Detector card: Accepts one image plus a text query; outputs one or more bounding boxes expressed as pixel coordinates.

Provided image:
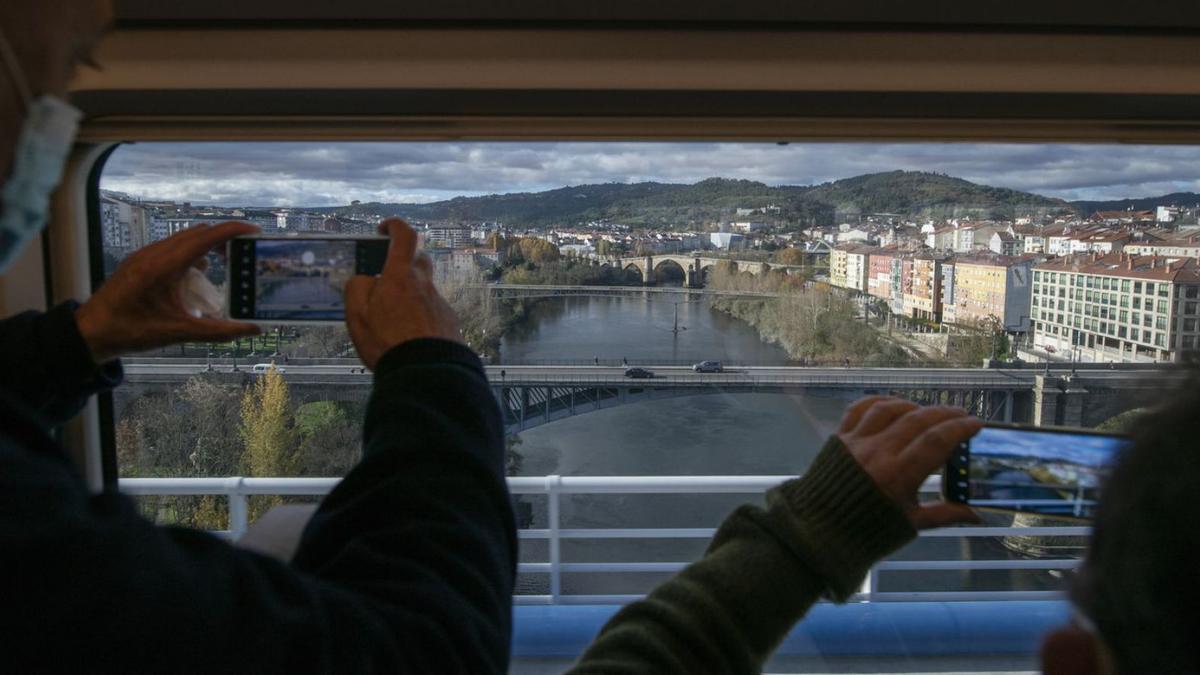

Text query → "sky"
[972,427,1128,467]
[99,141,1200,208]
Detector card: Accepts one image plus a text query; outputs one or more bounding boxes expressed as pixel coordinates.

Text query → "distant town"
[100,173,1200,366]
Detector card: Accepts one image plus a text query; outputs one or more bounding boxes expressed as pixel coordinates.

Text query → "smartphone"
[942,422,1130,520]
[226,234,389,323]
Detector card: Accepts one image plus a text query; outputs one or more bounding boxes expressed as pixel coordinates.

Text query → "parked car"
[623,367,655,379]
[693,360,723,373]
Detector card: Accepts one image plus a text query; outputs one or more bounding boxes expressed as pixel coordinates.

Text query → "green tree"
[290,401,362,476]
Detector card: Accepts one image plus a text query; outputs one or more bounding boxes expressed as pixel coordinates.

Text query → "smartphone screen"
[227,236,389,322]
[943,424,1130,520]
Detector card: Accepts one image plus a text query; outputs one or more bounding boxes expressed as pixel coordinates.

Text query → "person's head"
[1041,373,1200,674]
[0,0,111,266]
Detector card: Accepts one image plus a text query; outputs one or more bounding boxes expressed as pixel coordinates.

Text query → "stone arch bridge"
[602,255,808,287]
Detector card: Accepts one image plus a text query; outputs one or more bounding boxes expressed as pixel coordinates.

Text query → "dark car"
[623,367,655,379]
[692,360,723,373]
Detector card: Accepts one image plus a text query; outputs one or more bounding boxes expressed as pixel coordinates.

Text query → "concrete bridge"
[119,361,1173,434]
[599,254,809,287]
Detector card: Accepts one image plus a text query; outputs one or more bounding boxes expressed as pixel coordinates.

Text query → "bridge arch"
[652,258,688,287]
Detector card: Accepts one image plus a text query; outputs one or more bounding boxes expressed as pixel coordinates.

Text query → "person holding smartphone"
[0,2,515,671]
[571,385,1199,674]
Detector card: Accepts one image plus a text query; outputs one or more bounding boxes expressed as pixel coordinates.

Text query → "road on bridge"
[122,360,1168,390]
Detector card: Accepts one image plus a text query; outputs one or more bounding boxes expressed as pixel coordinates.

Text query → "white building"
[709,232,745,249]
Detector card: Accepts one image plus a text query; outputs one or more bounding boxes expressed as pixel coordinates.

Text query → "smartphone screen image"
[944,425,1130,520]
[228,236,388,322]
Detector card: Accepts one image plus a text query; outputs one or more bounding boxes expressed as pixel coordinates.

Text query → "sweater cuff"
[373,338,485,380]
[765,436,916,602]
[50,302,123,393]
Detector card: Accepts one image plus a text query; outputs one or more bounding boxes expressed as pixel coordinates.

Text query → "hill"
[312,171,1072,228]
[802,171,1069,220]
[1070,192,1200,214]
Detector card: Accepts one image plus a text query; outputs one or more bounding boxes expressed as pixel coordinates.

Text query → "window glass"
[96,140,1184,625]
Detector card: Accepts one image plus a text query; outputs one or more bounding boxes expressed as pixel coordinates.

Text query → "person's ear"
[1041,625,1102,675]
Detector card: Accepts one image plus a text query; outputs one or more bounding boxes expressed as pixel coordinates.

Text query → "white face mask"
[0,28,82,271]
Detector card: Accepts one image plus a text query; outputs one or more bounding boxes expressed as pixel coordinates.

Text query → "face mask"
[0,29,82,271]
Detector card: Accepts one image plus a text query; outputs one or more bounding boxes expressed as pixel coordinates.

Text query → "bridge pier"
[642,256,656,286]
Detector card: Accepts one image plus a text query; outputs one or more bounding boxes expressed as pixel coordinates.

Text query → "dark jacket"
[0,303,516,673]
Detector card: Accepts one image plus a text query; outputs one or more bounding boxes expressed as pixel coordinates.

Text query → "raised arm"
[1,219,515,672]
[569,398,982,674]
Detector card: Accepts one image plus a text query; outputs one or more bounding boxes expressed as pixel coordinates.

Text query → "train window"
[99,139,1179,667]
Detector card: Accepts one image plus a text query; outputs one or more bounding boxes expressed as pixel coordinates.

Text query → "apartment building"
[1124,233,1200,258]
[843,246,872,292]
[904,254,947,321]
[942,253,1036,332]
[867,249,898,301]
[1031,252,1200,363]
[829,246,848,288]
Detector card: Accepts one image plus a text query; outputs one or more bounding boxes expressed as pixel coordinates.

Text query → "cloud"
[100,141,1200,207]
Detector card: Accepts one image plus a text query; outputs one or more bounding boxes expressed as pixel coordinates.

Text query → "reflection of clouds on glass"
[971,427,1127,467]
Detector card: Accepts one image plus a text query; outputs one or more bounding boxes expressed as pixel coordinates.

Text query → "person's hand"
[75,222,262,363]
[344,218,463,370]
[836,396,983,529]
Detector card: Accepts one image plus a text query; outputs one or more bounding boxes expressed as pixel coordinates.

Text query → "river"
[498,294,1063,598]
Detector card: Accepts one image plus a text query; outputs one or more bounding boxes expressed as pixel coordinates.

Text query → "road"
[121,360,1171,390]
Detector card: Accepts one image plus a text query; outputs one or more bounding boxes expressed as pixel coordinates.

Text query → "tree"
[290,401,362,476]
[240,366,296,517]
[773,247,807,265]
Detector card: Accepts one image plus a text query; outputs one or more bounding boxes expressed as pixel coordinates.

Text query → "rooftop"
[1035,251,1200,282]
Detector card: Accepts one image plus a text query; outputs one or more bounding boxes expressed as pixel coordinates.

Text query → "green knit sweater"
[567,436,917,674]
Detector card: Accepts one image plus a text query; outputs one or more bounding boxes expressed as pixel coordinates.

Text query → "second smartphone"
[942,422,1130,521]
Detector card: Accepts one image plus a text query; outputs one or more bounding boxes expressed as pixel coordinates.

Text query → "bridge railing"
[118,474,1088,605]
[489,371,1033,390]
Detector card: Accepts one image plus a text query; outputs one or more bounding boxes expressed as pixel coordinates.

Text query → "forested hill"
[311,171,1071,227]
[1069,192,1200,214]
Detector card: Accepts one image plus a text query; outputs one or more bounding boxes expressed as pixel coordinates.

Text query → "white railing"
[119,475,1090,605]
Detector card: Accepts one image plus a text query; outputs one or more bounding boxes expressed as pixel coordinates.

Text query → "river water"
[498,294,1062,598]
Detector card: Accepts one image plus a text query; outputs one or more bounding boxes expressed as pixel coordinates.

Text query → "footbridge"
[120,360,1173,433]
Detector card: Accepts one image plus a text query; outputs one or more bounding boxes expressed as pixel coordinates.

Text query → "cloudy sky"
[100,142,1200,207]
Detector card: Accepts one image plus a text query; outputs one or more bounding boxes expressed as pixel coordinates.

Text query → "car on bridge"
[251,363,286,374]
[692,360,723,373]
[623,367,655,379]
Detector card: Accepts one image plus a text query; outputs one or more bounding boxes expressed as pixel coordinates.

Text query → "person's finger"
[381,218,419,274]
[851,398,920,437]
[882,405,969,450]
[175,317,262,342]
[163,221,260,271]
[900,416,984,478]
[838,395,897,433]
[194,256,210,272]
[910,502,981,530]
[412,250,434,279]
[344,275,374,324]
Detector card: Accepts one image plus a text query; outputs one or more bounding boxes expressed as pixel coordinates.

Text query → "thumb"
[910,502,981,530]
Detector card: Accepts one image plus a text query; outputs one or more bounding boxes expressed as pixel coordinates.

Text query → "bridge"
[482,284,787,300]
[596,254,810,286]
[119,360,1172,433]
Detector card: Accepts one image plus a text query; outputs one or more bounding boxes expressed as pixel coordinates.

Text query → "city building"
[842,245,872,293]
[1123,233,1200,258]
[709,232,745,250]
[903,254,947,321]
[425,224,474,249]
[942,253,1036,332]
[988,231,1021,256]
[729,221,768,233]
[828,246,848,288]
[1031,252,1200,363]
[866,249,899,302]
